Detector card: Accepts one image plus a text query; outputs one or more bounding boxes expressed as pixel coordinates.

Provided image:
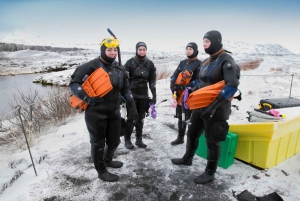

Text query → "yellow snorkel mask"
[100,38,119,48]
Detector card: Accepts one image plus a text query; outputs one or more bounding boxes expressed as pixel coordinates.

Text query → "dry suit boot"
[98,169,119,182]
[135,137,147,148]
[171,157,192,166]
[171,135,184,145]
[171,148,195,166]
[105,160,123,168]
[91,147,119,182]
[104,146,123,168]
[171,121,186,146]
[194,139,220,184]
[194,171,215,184]
[124,120,135,149]
[124,138,134,149]
[135,114,147,148]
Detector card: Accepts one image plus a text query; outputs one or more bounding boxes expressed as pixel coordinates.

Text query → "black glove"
[170,82,175,92]
[186,87,193,96]
[87,96,103,106]
[200,98,222,120]
[126,100,139,122]
[128,108,139,122]
[150,96,156,105]
[174,84,185,91]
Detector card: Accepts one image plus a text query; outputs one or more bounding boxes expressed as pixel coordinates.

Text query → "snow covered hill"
[0,41,295,55]
[0,42,85,52]
[222,40,294,55]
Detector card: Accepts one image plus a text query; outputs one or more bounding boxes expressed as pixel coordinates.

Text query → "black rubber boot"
[171,135,184,145]
[104,145,123,168]
[135,137,147,148]
[194,171,215,184]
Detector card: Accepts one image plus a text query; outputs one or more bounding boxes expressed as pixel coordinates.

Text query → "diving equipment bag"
[259,97,300,111]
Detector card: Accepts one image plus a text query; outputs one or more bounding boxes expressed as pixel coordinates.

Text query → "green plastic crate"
[196,132,238,169]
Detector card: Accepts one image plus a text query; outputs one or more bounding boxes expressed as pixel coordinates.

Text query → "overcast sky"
[1,0,300,53]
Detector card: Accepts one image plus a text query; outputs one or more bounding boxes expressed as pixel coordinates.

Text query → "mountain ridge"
[222,40,294,55]
[0,42,85,52]
[0,40,295,55]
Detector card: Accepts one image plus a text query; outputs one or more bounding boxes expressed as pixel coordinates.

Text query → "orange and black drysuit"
[183,51,240,176]
[69,57,136,174]
[124,56,156,143]
[170,58,201,141]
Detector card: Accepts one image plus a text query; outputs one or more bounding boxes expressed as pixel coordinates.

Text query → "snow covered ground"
[0,49,98,76]
[0,49,300,200]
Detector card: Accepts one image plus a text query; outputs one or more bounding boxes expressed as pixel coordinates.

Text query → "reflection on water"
[0,74,59,115]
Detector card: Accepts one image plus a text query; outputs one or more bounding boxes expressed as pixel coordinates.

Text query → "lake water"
[0,74,59,115]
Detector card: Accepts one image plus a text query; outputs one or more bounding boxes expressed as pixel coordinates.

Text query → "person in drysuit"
[170,42,202,145]
[69,38,138,182]
[171,31,240,184]
[123,42,157,149]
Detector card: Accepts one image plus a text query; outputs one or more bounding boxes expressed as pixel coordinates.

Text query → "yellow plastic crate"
[229,107,300,169]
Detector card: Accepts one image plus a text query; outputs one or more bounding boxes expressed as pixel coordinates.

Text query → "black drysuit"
[124,56,156,138]
[69,57,136,173]
[170,58,202,136]
[185,52,240,174]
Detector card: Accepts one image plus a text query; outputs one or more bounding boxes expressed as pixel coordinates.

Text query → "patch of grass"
[156,67,172,80]
[270,67,283,72]
[62,174,91,186]
[0,87,77,150]
[0,170,23,194]
[238,59,264,71]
